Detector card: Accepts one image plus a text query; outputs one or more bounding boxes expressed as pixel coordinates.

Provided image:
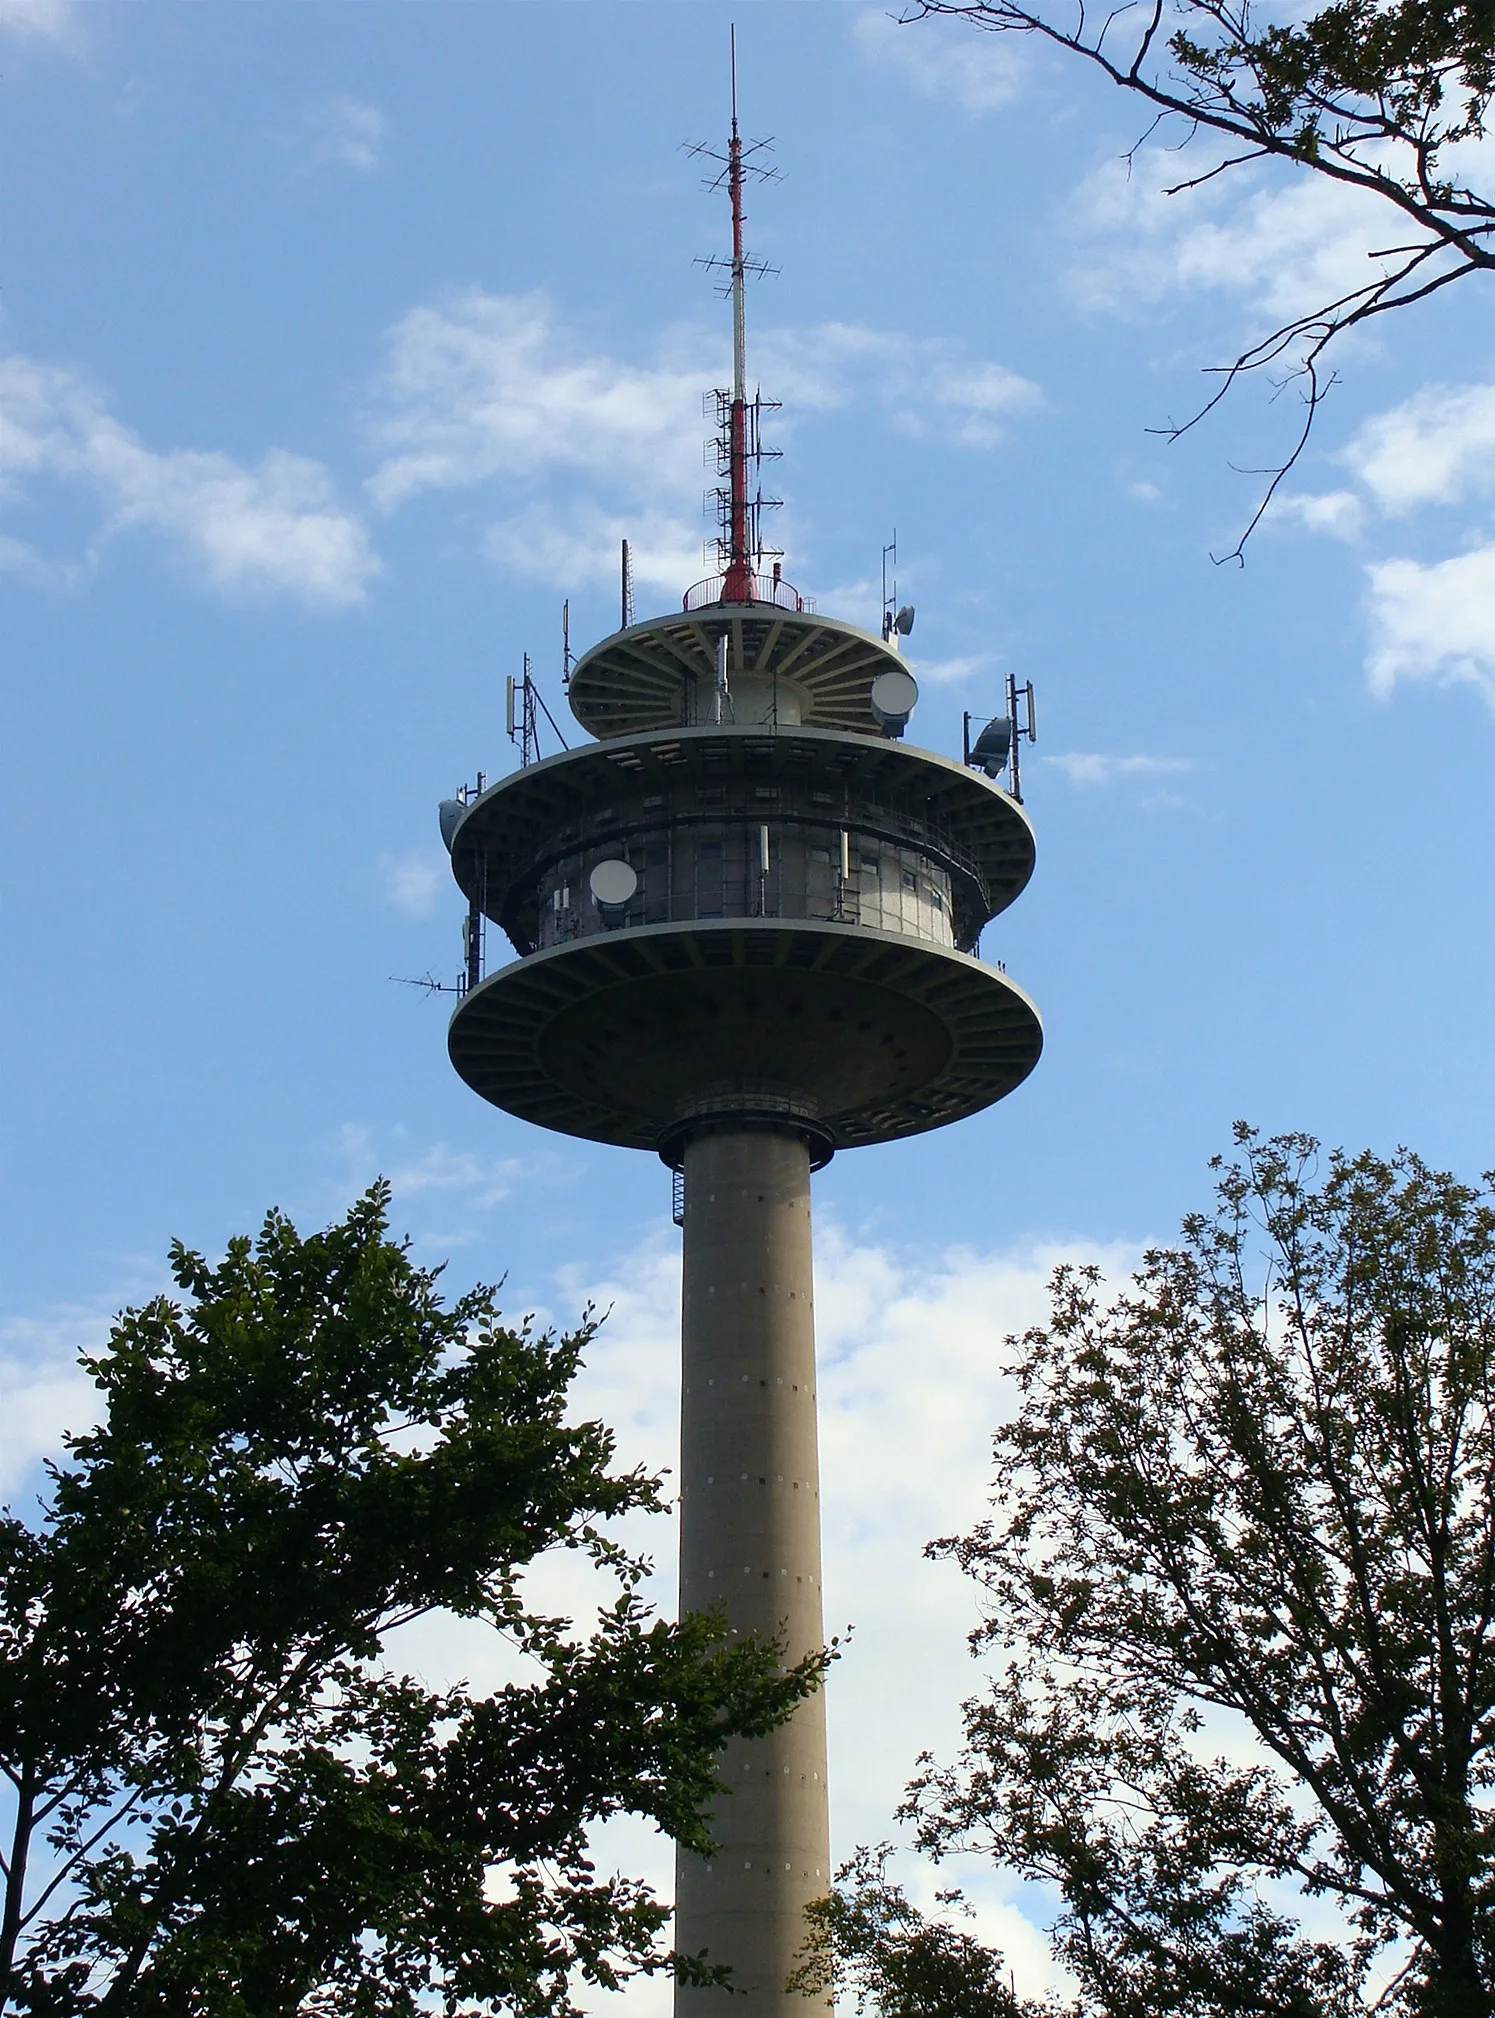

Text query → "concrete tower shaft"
[675,1127,828,2013]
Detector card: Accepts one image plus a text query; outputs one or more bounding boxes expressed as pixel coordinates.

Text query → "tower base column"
[674,1126,830,2017]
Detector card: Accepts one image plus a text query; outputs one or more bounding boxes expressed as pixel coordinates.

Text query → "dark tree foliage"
[909,0,1495,552]
[0,1187,821,2017]
[789,1846,1023,2018]
[814,1132,1495,2018]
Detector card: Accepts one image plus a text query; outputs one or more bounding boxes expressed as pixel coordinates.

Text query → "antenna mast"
[689,33,781,605]
[725,30,750,601]
[505,654,570,770]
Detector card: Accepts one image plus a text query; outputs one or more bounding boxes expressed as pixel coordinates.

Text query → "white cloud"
[517,1214,1137,2005]
[0,530,82,589]
[911,651,996,686]
[1246,379,1495,697]
[760,320,1041,448]
[854,6,1024,111]
[1069,149,1400,332]
[366,291,707,513]
[1045,751,1195,786]
[295,95,385,173]
[0,1309,107,1499]
[382,849,444,918]
[1343,381,1495,514]
[1365,545,1495,704]
[386,1143,522,1210]
[485,502,704,599]
[811,575,881,628]
[365,292,1039,593]
[0,354,378,606]
[0,0,75,42]
[1270,488,1366,539]
[332,1125,530,1225]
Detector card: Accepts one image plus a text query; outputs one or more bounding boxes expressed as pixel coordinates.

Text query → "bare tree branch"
[903,0,1495,553]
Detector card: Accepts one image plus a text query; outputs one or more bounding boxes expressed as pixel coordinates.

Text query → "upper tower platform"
[568,596,907,739]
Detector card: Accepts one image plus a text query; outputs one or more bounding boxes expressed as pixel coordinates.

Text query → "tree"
[908,0,1495,553]
[0,1187,821,2017]
[808,1130,1495,2017]
[790,1846,1024,2018]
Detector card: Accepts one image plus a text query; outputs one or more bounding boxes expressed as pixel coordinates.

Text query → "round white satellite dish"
[589,859,639,907]
[870,667,919,731]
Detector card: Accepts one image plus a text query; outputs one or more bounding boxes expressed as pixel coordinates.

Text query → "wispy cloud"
[1067,145,1409,331]
[382,849,445,919]
[0,0,76,43]
[366,291,707,513]
[761,321,1041,448]
[334,1125,525,1217]
[1270,488,1366,540]
[386,1144,522,1211]
[1045,751,1196,787]
[854,6,1024,111]
[292,94,385,174]
[364,291,1040,593]
[0,1308,108,1499]
[486,502,704,598]
[910,651,996,686]
[0,354,378,606]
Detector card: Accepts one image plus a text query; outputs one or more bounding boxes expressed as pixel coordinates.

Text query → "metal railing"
[682,573,808,614]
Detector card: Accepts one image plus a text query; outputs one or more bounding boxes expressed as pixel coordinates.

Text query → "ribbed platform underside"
[567,606,906,738]
[448,919,1043,1152]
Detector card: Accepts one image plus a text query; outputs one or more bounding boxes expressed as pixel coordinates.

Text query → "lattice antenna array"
[687,26,783,601]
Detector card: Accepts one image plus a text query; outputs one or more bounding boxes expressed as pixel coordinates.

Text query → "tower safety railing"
[682,573,811,613]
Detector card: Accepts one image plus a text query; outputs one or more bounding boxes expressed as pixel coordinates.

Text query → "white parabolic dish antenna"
[869,667,919,731]
[590,859,639,907]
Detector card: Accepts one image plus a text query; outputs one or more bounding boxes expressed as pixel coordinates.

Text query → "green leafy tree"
[790,1846,1024,2018]
[0,1186,821,2017]
[809,1131,1495,2017]
[908,0,1495,552]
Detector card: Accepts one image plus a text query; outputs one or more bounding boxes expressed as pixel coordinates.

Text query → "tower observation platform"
[438,60,1041,2018]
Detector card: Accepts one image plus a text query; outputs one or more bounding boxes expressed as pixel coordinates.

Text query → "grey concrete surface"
[675,1126,831,2018]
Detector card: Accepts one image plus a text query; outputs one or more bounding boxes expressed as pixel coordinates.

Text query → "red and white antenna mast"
[688,30,784,608]
[726,33,751,601]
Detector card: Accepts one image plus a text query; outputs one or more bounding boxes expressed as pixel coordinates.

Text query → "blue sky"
[3,0,1494,1997]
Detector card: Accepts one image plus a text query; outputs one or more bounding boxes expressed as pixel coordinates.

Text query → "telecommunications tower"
[438,52,1041,2018]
